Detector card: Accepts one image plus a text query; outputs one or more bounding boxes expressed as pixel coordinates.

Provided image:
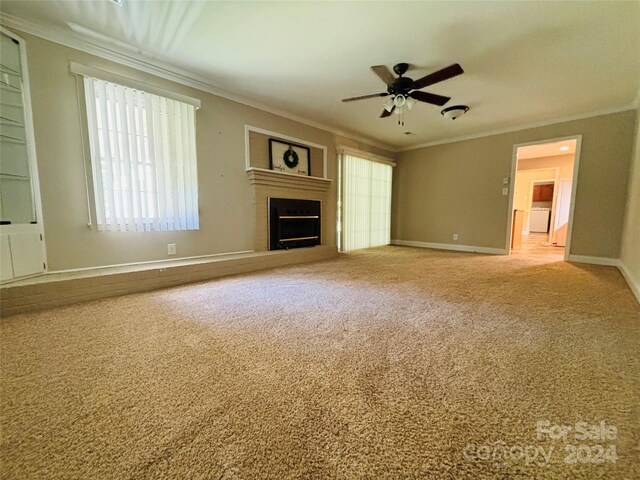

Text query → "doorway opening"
[507,136,581,260]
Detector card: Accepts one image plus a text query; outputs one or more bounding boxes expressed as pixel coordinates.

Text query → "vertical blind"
[341,154,392,251]
[83,76,199,231]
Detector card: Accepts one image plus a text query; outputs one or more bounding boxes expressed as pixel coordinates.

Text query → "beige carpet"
[1,246,639,479]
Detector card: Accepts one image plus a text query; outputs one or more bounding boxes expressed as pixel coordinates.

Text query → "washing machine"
[530,208,550,233]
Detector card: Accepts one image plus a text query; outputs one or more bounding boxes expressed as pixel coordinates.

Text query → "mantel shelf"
[246,167,332,192]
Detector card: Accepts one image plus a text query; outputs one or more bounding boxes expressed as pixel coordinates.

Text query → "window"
[340,154,393,251]
[83,76,199,231]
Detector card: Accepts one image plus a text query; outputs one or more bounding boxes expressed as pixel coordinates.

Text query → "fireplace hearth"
[269,198,321,250]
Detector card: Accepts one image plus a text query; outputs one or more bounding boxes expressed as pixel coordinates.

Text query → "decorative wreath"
[283,147,299,169]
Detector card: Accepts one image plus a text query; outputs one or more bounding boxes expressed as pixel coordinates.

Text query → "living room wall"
[13,29,393,271]
[620,108,640,298]
[391,110,637,259]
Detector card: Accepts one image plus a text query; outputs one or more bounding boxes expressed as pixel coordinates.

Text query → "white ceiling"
[517,139,577,160]
[1,1,639,150]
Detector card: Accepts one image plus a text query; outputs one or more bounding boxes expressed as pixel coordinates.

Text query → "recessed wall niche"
[244,126,332,251]
[245,127,326,179]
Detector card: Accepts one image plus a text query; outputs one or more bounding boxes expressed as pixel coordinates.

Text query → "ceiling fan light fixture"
[393,94,407,108]
[342,62,465,125]
[441,105,469,120]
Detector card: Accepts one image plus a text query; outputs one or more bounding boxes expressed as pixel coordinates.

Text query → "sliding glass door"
[340,154,393,252]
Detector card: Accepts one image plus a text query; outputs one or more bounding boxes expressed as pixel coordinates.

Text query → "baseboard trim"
[567,254,619,267]
[391,239,506,255]
[618,260,640,304]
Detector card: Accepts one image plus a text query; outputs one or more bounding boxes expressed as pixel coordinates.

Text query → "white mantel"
[246,167,332,192]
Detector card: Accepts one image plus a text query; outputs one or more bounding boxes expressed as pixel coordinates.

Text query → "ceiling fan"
[341,62,464,119]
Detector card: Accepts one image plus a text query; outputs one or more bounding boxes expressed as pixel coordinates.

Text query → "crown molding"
[396,104,637,152]
[0,12,395,153]
[2,12,637,155]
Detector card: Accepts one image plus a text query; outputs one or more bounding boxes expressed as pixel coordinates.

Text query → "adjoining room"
[510,138,577,259]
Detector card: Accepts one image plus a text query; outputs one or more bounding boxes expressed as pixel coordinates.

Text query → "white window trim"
[70,62,201,109]
[336,145,396,167]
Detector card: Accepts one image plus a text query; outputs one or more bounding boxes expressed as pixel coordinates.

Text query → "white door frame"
[505,134,582,261]
[553,178,574,247]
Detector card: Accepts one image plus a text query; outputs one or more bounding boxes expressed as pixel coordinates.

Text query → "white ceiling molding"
[396,104,636,153]
[0,7,640,153]
[0,12,395,153]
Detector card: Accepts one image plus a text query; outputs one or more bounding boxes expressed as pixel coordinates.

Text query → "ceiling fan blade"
[410,90,451,106]
[342,92,388,102]
[411,63,464,90]
[371,65,396,85]
[380,106,395,118]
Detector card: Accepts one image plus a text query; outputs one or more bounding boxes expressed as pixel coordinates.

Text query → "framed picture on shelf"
[269,138,311,176]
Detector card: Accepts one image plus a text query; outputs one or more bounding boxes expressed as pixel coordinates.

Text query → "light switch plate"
[503,177,509,185]
[502,187,509,196]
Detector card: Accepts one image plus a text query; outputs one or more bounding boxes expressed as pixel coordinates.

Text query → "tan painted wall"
[15,30,392,270]
[392,110,637,258]
[620,109,640,294]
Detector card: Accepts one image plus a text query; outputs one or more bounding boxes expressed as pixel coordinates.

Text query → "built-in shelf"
[246,167,332,192]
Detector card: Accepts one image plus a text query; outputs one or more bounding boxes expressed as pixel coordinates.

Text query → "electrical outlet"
[167,243,176,255]
[453,233,458,241]
[503,177,509,185]
[502,187,509,196]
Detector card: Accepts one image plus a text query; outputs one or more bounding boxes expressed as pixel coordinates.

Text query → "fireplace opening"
[269,198,321,250]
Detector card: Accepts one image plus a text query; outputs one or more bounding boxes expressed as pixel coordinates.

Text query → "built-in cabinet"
[532,183,554,202]
[0,28,46,283]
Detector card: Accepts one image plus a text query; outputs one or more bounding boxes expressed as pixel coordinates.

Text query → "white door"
[0,29,46,282]
[553,179,572,247]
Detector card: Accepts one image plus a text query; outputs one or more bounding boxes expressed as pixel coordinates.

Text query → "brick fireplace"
[247,168,331,251]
